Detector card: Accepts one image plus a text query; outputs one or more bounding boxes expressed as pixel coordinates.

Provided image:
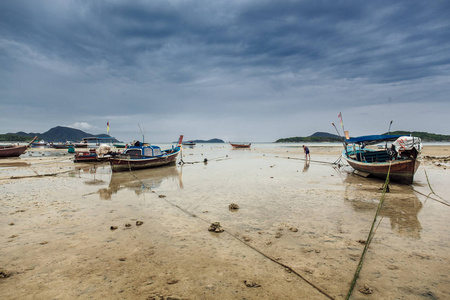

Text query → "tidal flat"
[1,144,449,299]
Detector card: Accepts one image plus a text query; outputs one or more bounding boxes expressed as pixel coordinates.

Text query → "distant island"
[187,138,224,143]
[276,132,341,143]
[276,131,450,143]
[0,126,120,143]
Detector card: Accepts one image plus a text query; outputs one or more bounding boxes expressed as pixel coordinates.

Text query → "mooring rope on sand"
[268,154,337,165]
[345,162,392,300]
[179,155,231,165]
[124,166,335,300]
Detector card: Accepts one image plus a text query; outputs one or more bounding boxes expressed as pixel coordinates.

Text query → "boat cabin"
[123,145,163,158]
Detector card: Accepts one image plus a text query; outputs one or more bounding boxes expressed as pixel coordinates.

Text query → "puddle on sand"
[1,146,449,299]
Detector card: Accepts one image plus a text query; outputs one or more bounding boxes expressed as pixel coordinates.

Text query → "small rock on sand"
[167,278,179,284]
[146,293,164,300]
[0,269,12,278]
[136,221,144,226]
[244,280,261,287]
[359,284,374,294]
[208,222,224,233]
[125,223,131,227]
[110,226,118,230]
[229,203,240,210]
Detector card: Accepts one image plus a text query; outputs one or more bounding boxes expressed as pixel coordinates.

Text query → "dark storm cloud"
[2,0,449,85]
[1,0,449,140]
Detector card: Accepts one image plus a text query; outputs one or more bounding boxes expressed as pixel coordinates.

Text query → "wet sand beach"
[1,144,449,299]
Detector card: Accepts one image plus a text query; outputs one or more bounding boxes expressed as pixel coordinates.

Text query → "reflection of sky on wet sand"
[343,175,423,239]
[96,166,181,200]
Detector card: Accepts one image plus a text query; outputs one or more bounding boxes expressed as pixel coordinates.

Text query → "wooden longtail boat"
[229,142,251,149]
[182,141,196,146]
[343,135,422,184]
[0,136,38,158]
[109,135,183,172]
[74,149,110,163]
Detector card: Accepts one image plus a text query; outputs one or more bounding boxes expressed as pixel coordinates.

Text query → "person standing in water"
[303,145,310,160]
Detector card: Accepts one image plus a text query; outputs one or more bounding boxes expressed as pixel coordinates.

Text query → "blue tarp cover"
[345,135,403,145]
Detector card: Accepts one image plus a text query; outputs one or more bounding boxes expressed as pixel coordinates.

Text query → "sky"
[1,0,449,143]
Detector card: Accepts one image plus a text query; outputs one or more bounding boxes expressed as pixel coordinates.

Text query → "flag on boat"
[107,121,110,134]
[338,112,343,127]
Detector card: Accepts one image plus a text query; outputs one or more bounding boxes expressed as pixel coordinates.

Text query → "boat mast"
[385,120,393,149]
[138,123,145,144]
[332,122,349,157]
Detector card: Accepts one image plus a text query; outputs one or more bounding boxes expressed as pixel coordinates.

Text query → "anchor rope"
[345,162,391,299]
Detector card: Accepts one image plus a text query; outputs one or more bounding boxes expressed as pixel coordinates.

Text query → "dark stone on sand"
[229,203,240,210]
[208,222,224,233]
[158,194,166,198]
[125,223,131,227]
[8,222,14,226]
[359,284,373,294]
[244,280,261,287]
[110,226,118,230]
[0,269,12,278]
[167,278,179,284]
[146,293,164,300]
[119,257,126,261]
[136,220,144,226]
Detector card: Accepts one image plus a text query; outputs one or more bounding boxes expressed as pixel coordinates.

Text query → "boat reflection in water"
[343,174,423,239]
[97,166,182,200]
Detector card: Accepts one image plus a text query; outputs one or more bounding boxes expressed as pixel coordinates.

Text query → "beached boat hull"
[74,151,110,163]
[344,156,419,184]
[109,148,180,172]
[0,145,28,157]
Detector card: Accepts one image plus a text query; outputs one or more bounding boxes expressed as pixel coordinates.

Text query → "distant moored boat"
[229,142,251,149]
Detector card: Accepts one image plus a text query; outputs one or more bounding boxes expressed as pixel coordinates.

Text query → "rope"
[0,169,73,180]
[273,155,336,165]
[345,162,391,300]
[412,188,450,207]
[180,155,231,165]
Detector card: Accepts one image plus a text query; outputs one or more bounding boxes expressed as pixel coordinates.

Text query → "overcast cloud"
[1,0,449,142]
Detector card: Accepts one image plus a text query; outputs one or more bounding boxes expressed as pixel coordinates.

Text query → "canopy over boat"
[345,135,403,145]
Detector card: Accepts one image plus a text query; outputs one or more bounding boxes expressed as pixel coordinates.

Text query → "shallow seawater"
[1,145,449,299]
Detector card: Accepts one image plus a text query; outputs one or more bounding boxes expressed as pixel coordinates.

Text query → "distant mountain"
[192,138,224,143]
[276,132,341,143]
[2,126,120,143]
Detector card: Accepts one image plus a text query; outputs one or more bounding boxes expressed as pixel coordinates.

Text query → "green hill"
[276,132,341,143]
[0,134,35,142]
[384,131,450,142]
[276,131,450,143]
